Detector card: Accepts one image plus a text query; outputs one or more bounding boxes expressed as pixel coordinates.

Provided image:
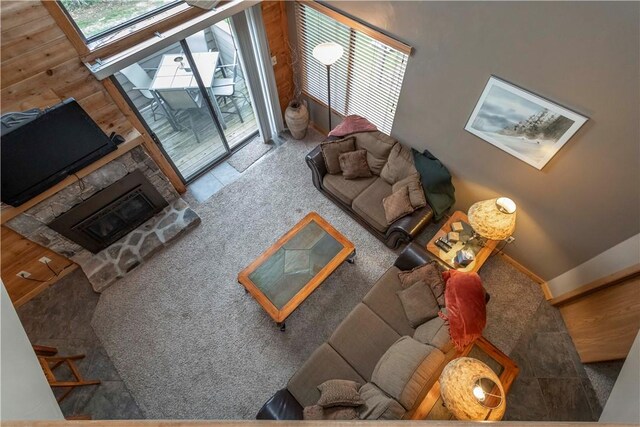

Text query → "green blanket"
[412,148,456,220]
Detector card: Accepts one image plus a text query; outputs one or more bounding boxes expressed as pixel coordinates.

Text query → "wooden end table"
[426,211,499,273]
[237,212,355,331]
[413,336,520,421]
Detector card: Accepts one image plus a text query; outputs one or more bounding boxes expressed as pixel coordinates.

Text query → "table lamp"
[439,357,506,420]
[467,197,516,241]
[312,42,343,131]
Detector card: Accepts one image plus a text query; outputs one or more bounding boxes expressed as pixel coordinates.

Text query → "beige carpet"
[91,129,545,419]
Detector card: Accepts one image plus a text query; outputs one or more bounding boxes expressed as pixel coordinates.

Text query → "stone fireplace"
[5,146,200,292]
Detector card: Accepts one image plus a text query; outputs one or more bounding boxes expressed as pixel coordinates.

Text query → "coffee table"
[237,212,355,330]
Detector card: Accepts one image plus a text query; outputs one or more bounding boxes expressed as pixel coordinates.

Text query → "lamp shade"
[312,42,344,66]
[467,197,516,240]
[439,357,506,420]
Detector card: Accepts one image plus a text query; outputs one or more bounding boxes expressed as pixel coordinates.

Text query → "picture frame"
[465,76,588,170]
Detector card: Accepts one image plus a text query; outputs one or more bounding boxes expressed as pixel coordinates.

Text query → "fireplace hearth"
[49,170,167,253]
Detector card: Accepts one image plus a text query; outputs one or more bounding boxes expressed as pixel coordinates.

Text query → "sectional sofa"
[257,243,477,420]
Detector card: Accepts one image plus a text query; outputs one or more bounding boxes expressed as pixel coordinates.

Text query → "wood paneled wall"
[261,1,294,116]
[0,1,140,302]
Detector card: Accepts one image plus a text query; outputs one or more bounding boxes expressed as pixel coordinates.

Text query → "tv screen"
[1,99,117,207]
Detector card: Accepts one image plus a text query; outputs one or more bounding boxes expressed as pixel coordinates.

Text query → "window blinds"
[295,1,410,134]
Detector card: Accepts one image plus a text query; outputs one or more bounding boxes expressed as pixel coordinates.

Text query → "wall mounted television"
[1,99,118,207]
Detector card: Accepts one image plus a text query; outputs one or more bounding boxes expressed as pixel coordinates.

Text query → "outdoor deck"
[141,90,257,180]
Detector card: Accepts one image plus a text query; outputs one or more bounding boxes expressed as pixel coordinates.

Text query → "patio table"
[150,52,227,130]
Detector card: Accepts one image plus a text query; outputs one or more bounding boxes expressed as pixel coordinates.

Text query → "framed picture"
[465,76,588,170]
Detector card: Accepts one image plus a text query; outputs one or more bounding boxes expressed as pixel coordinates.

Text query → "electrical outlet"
[17,271,31,278]
[39,256,52,264]
[505,236,516,244]
[271,55,277,66]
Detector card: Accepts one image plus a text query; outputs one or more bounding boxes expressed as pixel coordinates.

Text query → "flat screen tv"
[1,99,117,207]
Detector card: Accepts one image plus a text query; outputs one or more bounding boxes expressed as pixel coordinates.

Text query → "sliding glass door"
[113,18,258,182]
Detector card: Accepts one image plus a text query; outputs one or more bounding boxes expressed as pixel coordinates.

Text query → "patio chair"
[156,88,205,144]
[186,30,210,53]
[120,63,163,121]
[211,52,249,123]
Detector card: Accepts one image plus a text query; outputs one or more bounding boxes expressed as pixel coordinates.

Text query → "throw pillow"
[380,142,418,184]
[303,405,359,420]
[398,261,446,307]
[371,336,445,410]
[396,280,441,327]
[358,383,405,420]
[392,173,427,209]
[339,149,372,179]
[321,137,356,174]
[317,379,364,408]
[382,186,415,225]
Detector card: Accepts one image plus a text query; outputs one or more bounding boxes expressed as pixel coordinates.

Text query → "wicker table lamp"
[467,197,517,241]
[439,357,506,420]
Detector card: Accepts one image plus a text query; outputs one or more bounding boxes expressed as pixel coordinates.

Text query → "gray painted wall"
[287,1,640,280]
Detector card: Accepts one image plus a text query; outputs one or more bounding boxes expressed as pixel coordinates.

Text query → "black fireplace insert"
[49,170,168,253]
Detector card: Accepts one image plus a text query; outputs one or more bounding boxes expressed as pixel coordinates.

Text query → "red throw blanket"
[440,270,487,352]
[328,115,377,137]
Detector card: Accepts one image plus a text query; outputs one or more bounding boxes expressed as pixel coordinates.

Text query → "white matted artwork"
[465,76,588,170]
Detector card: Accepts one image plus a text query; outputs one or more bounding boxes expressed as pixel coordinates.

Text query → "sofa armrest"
[394,242,432,271]
[305,145,327,190]
[384,205,434,249]
[256,388,303,420]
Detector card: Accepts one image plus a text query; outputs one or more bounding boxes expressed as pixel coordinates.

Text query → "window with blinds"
[295,2,411,134]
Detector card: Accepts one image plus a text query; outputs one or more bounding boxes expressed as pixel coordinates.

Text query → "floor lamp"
[313,42,344,131]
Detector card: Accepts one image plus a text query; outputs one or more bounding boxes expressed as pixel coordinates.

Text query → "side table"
[414,336,519,420]
[426,210,499,273]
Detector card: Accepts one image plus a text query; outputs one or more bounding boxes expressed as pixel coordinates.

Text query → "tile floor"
[17,269,143,419]
[186,161,241,203]
[504,299,622,421]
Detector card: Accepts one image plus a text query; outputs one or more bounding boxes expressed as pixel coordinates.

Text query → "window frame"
[294,0,412,133]
[57,0,185,45]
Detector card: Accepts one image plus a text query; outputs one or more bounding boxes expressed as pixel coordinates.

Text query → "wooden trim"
[551,263,640,307]
[40,1,90,57]
[2,421,615,427]
[237,212,355,323]
[0,133,143,225]
[102,78,187,194]
[11,264,78,308]
[494,251,551,299]
[297,0,412,55]
[81,6,207,63]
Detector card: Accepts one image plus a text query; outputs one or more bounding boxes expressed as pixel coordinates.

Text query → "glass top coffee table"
[237,212,355,330]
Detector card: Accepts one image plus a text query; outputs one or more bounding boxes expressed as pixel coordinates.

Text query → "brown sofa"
[256,244,478,420]
[306,131,435,249]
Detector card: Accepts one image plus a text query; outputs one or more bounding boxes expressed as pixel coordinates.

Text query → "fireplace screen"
[49,170,168,253]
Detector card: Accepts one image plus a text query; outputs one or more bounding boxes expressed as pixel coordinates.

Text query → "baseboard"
[309,121,328,136]
[495,252,552,300]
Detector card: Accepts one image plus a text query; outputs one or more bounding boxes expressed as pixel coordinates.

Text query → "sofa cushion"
[358,383,406,420]
[398,261,446,307]
[371,336,445,410]
[329,303,401,380]
[352,178,393,233]
[362,266,415,337]
[304,405,358,420]
[380,143,418,185]
[413,317,453,353]
[352,131,396,175]
[396,279,441,328]
[321,137,356,174]
[317,379,364,407]
[382,186,415,225]
[323,174,377,205]
[392,173,427,209]
[339,149,372,179]
[288,343,365,407]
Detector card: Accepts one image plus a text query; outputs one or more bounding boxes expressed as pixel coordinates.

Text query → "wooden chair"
[34,346,101,403]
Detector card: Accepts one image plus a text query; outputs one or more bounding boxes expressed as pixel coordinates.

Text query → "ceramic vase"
[285,100,309,140]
